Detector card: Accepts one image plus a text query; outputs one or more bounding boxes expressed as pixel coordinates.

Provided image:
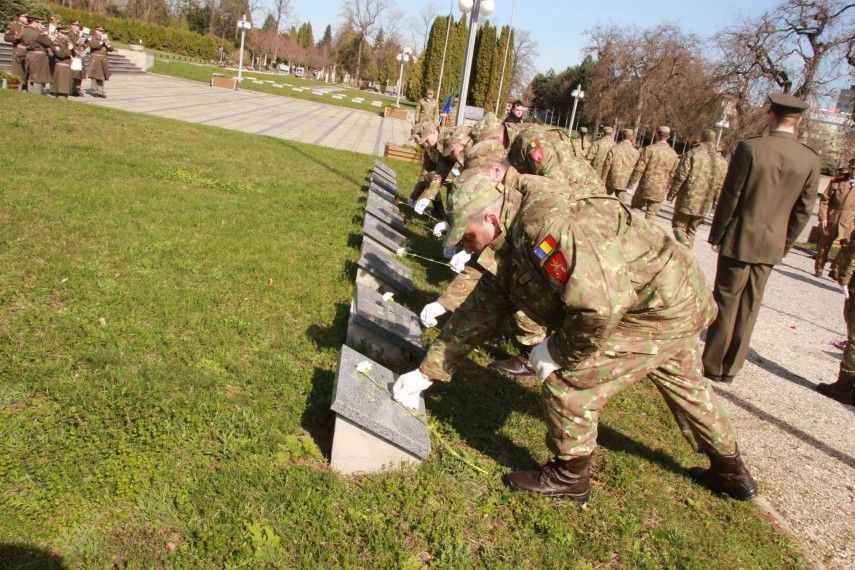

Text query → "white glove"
[433,221,449,237]
[419,302,447,327]
[842,284,850,299]
[711,244,721,253]
[414,198,431,215]
[451,166,461,177]
[450,250,471,273]
[529,337,561,383]
[407,198,415,206]
[442,246,456,260]
[392,369,433,410]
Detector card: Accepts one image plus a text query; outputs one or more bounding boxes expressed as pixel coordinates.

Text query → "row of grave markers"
[330,161,435,475]
[212,75,386,105]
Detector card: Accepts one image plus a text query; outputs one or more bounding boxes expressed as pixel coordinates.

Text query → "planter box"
[211,76,238,90]
[384,107,411,121]
[383,144,422,164]
[2,80,22,90]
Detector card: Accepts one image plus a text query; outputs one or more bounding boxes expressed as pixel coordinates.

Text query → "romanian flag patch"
[534,235,558,260]
[527,139,544,163]
[546,251,569,283]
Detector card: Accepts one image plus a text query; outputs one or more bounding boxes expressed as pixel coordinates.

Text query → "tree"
[510,28,538,99]
[319,24,333,48]
[339,0,391,83]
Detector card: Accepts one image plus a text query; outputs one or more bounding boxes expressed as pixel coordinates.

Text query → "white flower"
[396,248,406,257]
[382,292,395,302]
[356,361,373,376]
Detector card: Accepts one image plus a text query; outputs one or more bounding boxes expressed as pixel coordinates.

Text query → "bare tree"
[270,0,294,64]
[339,0,392,83]
[407,0,441,54]
[511,29,538,98]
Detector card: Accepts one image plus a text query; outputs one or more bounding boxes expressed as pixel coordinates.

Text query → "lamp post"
[715,115,730,148]
[568,84,584,136]
[395,51,410,108]
[455,0,496,126]
[494,0,516,114]
[236,14,252,83]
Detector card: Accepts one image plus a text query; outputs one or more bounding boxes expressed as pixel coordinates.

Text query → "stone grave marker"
[356,237,413,298]
[330,344,430,474]
[369,183,398,206]
[371,174,397,195]
[273,84,283,88]
[363,214,407,255]
[352,97,364,103]
[292,87,304,92]
[371,101,382,107]
[346,284,424,366]
[374,161,396,179]
[332,94,345,100]
[366,193,404,231]
[312,91,324,95]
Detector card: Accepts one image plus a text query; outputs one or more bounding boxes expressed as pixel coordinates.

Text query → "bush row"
[50,6,224,59]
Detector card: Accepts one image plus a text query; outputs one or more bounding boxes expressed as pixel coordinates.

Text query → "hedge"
[50,6,223,59]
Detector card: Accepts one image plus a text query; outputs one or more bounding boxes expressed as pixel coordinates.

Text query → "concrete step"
[1,41,144,74]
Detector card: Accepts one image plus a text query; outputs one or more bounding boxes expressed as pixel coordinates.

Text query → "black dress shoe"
[488,352,536,378]
[703,371,722,382]
[721,375,735,384]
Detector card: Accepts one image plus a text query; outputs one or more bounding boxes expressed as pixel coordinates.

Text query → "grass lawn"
[0,91,809,568]
[150,59,417,117]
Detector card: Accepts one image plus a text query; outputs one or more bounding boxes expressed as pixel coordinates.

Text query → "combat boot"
[505,455,592,502]
[688,445,758,501]
[488,350,536,378]
[817,369,855,404]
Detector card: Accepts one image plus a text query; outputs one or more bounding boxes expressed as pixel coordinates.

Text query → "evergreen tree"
[262,13,276,33]
[373,27,384,51]
[470,20,498,108]
[318,24,333,48]
[296,22,314,49]
[494,25,514,113]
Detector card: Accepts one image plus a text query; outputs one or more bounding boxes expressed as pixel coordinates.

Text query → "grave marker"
[372,174,397,195]
[346,284,424,365]
[366,193,404,231]
[356,237,413,298]
[369,183,398,206]
[374,161,396,179]
[363,214,407,254]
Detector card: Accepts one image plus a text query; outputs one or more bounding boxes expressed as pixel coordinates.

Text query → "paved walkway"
[75,74,412,156]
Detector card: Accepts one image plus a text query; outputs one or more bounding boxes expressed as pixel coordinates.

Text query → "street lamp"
[236,14,252,83]
[568,84,585,136]
[395,51,410,108]
[455,0,496,126]
[715,115,730,148]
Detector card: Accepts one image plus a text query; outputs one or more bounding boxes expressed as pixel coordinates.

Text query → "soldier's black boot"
[817,369,855,404]
[688,445,758,501]
[505,455,592,502]
[489,350,536,378]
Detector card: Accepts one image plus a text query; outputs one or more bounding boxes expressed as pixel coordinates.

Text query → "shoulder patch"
[528,139,544,163]
[533,235,557,260]
[545,251,569,283]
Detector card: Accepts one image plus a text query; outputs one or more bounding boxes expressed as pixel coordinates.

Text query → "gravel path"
[651,201,854,570]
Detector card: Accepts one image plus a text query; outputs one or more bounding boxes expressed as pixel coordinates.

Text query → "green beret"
[445,173,502,248]
[469,112,503,142]
[767,93,809,117]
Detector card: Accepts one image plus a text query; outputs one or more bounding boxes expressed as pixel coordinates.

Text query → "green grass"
[0,91,809,569]
[150,59,417,116]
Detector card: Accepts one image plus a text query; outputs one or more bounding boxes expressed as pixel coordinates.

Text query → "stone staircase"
[1,40,144,75]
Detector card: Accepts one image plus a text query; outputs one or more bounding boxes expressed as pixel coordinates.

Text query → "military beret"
[70,20,80,25]
[470,112,503,142]
[657,126,670,135]
[767,93,809,117]
[621,128,634,137]
[445,172,502,248]
[700,129,716,142]
[602,126,614,134]
[463,139,506,170]
[411,121,438,142]
[439,125,471,156]
[579,126,588,133]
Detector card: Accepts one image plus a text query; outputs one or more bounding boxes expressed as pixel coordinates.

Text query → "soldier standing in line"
[50,28,74,99]
[21,15,53,95]
[601,128,640,202]
[585,126,616,176]
[392,170,758,503]
[817,235,855,405]
[627,126,680,221]
[814,158,855,279]
[3,10,29,90]
[67,20,87,97]
[666,129,728,248]
[702,93,820,384]
[87,26,112,98]
[414,89,439,124]
[570,126,590,158]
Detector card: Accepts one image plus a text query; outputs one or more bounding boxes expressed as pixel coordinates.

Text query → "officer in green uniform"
[87,26,113,98]
[21,15,53,95]
[67,20,87,97]
[817,234,855,404]
[3,11,29,90]
[50,29,75,98]
[702,93,820,383]
[814,159,855,279]
[392,171,758,503]
[627,126,680,221]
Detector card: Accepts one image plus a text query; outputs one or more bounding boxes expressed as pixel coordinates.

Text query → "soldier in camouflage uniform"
[3,11,29,90]
[816,236,855,404]
[667,129,728,247]
[586,126,616,177]
[570,126,590,158]
[601,129,640,202]
[408,122,472,218]
[627,126,680,221]
[393,171,758,503]
[415,89,439,124]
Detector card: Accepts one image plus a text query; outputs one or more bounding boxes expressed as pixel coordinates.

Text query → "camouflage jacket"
[415,97,439,124]
[667,142,728,217]
[506,125,604,195]
[420,187,717,381]
[410,132,462,202]
[627,140,680,201]
[586,137,616,177]
[438,169,602,311]
[602,140,640,191]
[571,137,590,158]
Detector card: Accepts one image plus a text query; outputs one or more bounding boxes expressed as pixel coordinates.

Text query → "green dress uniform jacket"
[817,175,855,242]
[21,26,53,84]
[627,140,680,202]
[87,36,113,80]
[708,131,820,264]
[51,40,73,95]
[3,20,27,80]
[667,142,728,217]
[67,29,88,80]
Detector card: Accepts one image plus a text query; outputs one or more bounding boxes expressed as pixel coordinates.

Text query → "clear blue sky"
[285,0,778,72]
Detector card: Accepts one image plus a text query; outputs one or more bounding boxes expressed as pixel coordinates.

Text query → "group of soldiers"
[4,10,113,98]
[388,91,852,504]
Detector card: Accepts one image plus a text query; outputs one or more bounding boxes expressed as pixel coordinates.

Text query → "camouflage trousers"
[629,196,662,221]
[541,335,737,459]
[843,294,855,373]
[606,187,627,204]
[671,212,705,248]
[409,176,446,217]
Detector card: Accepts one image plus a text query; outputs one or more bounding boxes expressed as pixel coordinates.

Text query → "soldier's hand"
[433,221,449,237]
[442,246,456,260]
[450,250,471,273]
[821,220,827,229]
[419,302,447,327]
[392,369,433,410]
[841,284,850,299]
[530,337,561,383]
[711,244,721,253]
[407,198,415,206]
[414,198,431,215]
